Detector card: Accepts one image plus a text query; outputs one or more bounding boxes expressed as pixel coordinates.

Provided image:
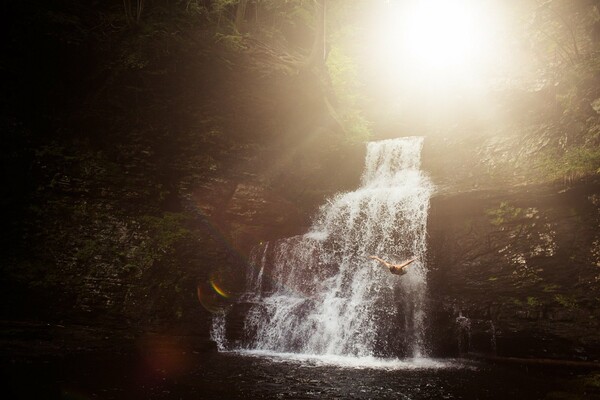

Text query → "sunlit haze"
[359,0,520,130]
[403,0,489,71]
[368,0,510,88]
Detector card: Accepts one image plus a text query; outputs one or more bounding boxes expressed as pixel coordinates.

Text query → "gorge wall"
[418,107,600,360]
[426,180,600,361]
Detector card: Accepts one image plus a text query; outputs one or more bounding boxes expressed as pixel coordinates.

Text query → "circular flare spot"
[209,269,239,298]
[196,283,228,313]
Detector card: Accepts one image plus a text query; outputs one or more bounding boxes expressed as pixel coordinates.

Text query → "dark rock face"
[0,0,369,354]
[426,180,600,361]
[192,180,306,257]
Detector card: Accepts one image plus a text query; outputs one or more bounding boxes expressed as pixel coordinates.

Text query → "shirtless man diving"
[369,256,416,276]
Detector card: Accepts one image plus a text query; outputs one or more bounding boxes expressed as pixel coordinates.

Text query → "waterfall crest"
[227,137,433,358]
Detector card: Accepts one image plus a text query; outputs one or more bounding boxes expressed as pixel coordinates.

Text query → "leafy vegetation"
[539,144,600,183]
[543,284,561,293]
[525,0,600,182]
[485,202,523,226]
[554,294,579,309]
[527,296,542,308]
[141,213,192,257]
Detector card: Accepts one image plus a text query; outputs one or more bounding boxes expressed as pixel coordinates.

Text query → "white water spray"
[210,311,228,351]
[226,137,433,358]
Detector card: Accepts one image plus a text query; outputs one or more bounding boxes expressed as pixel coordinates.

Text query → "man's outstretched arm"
[369,255,392,268]
[396,258,416,270]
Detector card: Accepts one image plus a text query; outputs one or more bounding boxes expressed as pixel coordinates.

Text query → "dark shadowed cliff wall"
[426,180,600,360]
[0,0,366,353]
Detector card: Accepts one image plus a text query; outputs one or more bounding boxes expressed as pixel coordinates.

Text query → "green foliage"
[120,46,150,70]
[286,4,314,27]
[554,294,579,309]
[527,296,541,307]
[343,111,372,143]
[326,46,372,141]
[486,202,523,226]
[540,145,600,182]
[583,373,600,389]
[183,0,209,17]
[562,146,600,175]
[141,212,192,255]
[543,284,561,292]
[555,61,600,118]
[510,296,546,309]
[520,0,600,184]
[327,47,360,106]
[527,0,599,69]
[211,0,239,14]
[215,32,247,51]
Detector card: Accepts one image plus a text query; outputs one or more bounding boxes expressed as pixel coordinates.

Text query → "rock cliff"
[426,179,600,360]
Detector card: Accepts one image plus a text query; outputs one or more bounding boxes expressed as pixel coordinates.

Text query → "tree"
[234,0,248,32]
[306,0,328,68]
[527,0,599,68]
[123,0,145,26]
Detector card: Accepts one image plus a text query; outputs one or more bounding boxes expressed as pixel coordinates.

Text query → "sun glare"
[370,0,504,83]
[404,0,481,71]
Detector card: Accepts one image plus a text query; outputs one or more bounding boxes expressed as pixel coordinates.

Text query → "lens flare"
[137,334,187,379]
[210,279,230,298]
[197,283,228,313]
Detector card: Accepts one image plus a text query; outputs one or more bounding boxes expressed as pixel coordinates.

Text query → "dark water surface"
[3,350,598,399]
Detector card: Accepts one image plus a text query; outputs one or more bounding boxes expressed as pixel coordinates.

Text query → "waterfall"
[211,311,228,351]
[489,320,497,355]
[245,242,269,301]
[456,313,471,355]
[230,137,433,358]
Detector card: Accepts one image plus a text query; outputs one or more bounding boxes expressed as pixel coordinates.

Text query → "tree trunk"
[136,0,145,24]
[123,0,144,26]
[306,0,327,68]
[123,0,133,26]
[235,0,249,33]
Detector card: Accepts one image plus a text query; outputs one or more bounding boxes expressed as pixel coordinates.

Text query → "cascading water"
[222,137,434,359]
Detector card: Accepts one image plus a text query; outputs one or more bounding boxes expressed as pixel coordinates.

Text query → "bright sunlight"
[370,0,506,83]
[404,0,486,71]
